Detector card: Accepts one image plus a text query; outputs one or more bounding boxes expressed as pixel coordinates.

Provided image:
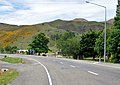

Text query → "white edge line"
[70,65,76,68]
[27,58,53,85]
[88,71,99,76]
[40,63,53,85]
[96,64,120,69]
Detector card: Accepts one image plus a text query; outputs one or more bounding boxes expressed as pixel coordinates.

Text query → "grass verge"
[0,56,25,64]
[0,69,19,85]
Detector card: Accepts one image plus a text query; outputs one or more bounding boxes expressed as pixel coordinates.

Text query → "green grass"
[0,57,25,64]
[0,69,19,85]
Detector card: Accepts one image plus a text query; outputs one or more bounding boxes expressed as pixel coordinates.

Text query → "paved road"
[0,54,120,85]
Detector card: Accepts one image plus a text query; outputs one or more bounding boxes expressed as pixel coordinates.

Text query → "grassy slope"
[0,19,113,51]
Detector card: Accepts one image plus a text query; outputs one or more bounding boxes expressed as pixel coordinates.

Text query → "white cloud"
[0,0,118,25]
[0,5,13,11]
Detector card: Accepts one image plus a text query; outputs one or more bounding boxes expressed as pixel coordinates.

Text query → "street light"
[86,1,107,62]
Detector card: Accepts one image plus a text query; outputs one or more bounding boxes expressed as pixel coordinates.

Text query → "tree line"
[0,45,18,54]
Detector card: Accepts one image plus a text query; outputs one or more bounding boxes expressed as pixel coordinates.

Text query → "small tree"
[5,46,12,53]
[29,33,49,55]
[0,45,4,53]
[11,46,18,54]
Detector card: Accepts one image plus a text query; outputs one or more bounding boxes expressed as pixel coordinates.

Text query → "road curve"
[0,54,120,85]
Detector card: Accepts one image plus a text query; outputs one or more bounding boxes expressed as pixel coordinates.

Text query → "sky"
[0,0,118,25]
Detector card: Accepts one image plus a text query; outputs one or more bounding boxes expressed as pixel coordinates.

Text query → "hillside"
[0,19,113,51]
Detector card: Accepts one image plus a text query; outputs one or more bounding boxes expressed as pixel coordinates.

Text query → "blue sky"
[0,0,118,25]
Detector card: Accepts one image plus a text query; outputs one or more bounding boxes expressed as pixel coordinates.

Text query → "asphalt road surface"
[0,54,120,85]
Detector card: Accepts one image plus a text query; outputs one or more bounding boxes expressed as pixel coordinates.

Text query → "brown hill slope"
[0,19,113,50]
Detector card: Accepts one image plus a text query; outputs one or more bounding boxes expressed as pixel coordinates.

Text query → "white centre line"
[88,71,99,76]
[70,65,76,68]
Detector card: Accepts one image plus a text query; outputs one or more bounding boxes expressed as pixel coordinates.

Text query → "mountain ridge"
[0,18,114,26]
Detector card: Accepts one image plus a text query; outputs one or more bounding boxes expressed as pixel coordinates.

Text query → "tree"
[80,30,99,59]
[107,29,120,63]
[94,29,112,61]
[114,0,120,29]
[29,33,49,55]
[0,45,4,53]
[106,0,120,63]
[94,31,104,57]
[57,37,80,59]
[57,31,76,57]
[11,46,18,54]
[0,47,4,53]
[67,37,81,59]
[5,46,12,53]
[57,31,75,50]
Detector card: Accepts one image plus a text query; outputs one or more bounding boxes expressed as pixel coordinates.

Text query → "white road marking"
[60,62,63,64]
[93,62,99,64]
[88,71,99,76]
[96,64,120,69]
[70,65,76,68]
[26,58,53,85]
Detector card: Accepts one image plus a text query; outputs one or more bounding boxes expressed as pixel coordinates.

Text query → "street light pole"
[104,7,107,63]
[86,1,107,62]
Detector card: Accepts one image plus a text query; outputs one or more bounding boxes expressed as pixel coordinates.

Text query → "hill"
[0,18,113,51]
